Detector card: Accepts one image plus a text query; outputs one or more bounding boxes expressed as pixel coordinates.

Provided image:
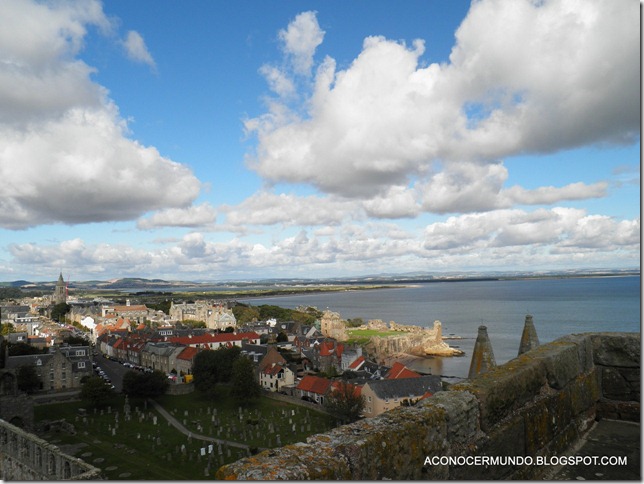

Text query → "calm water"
[242,276,640,378]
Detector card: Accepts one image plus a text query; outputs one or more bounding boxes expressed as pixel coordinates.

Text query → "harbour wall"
[216,332,639,480]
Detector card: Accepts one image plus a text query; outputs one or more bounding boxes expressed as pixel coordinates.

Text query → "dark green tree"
[276,331,288,342]
[211,346,241,383]
[122,370,169,398]
[8,342,46,356]
[17,365,41,393]
[192,346,242,396]
[230,356,261,403]
[232,304,260,324]
[192,350,219,396]
[323,382,365,423]
[80,376,115,408]
[62,335,86,345]
[51,302,71,322]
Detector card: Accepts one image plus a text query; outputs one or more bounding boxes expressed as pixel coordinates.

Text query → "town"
[0,274,446,479]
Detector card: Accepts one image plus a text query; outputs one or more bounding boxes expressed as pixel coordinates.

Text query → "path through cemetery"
[148,399,253,450]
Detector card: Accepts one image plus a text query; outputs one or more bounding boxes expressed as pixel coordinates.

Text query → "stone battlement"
[216,332,640,480]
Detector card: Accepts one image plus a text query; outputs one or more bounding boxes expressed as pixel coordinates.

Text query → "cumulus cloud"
[423,208,640,252]
[122,30,156,70]
[221,191,359,227]
[246,1,639,202]
[137,203,217,230]
[7,208,639,279]
[278,11,325,76]
[0,0,201,229]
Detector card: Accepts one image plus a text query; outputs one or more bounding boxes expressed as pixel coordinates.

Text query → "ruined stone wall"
[216,332,639,480]
[365,321,462,359]
[0,419,102,480]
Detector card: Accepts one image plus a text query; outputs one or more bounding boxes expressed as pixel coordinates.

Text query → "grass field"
[345,328,401,345]
[34,388,336,480]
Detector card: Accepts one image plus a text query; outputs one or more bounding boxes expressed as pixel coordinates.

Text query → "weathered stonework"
[366,320,463,360]
[216,332,640,480]
[0,419,102,480]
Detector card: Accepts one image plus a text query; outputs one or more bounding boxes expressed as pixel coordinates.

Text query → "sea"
[241,276,641,379]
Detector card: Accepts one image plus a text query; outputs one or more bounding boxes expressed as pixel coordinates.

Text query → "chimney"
[518,314,540,356]
[468,325,496,379]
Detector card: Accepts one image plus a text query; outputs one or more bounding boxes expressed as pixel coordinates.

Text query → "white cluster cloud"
[278,11,325,76]
[8,208,639,279]
[0,0,200,229]
[122,30,157,70]
[0,0,639,280]
[246,0,638,205]
[137,203,217,230]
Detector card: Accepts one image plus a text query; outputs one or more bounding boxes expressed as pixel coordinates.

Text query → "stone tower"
[53,272,67,305]
[468,325,496,379]
[518,314,540,356]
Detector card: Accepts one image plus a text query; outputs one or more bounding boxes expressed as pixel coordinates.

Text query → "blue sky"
[0,0,639,282]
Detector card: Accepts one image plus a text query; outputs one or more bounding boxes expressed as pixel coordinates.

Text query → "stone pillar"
[468,325,496,379]
[518,314,540,356]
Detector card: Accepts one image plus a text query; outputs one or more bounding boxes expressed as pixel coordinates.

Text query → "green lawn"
[346,328,401,345]
[34,389,336,480]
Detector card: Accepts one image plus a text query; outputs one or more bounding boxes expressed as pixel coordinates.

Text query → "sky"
[0,0,640,282]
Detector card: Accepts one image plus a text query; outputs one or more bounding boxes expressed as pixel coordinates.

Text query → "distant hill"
[0,268,638,293]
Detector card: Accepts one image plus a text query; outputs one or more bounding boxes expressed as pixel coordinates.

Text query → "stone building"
[361,375,441,418]
[169,301,237,330]
[5,345,92,392]
[320,310,348,341]
[52,273,66,305]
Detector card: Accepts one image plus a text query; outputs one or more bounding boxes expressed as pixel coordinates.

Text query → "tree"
[62,335,87,345]
[122,370,169,398]
[8,342,46,356]
[192,350,220,396]
[232,304,260,324]
[51,302,71,322]
[1,323,15,336]
[230,356,261,403]
[276,331,288,343]
[17,365,41,393]
[323,382,365,423]
[192,346,242,396]
[80,376,115,408]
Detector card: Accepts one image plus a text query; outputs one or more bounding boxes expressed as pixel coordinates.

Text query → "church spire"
[53,272,67,305]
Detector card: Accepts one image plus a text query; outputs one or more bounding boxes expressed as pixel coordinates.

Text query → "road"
[93,352,130,393]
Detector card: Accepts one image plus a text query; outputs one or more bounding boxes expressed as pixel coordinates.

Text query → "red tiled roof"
[296,375,332,395]
[385,361,421,380]
[330,380,362,397]
[113,305,148,312]
[177,346,199,361]
[262,363,286,376]
[348,355,365,370]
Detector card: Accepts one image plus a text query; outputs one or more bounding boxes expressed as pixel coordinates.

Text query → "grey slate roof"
[5,354,53,369]
[365,375,442,399]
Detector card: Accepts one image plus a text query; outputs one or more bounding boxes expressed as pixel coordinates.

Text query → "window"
[367,396,372,402]
[36,359,42,366]
[78,362,85,368]
[75,350,85,356]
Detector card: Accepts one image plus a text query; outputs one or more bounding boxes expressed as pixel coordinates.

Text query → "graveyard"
[34,388,337,480]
